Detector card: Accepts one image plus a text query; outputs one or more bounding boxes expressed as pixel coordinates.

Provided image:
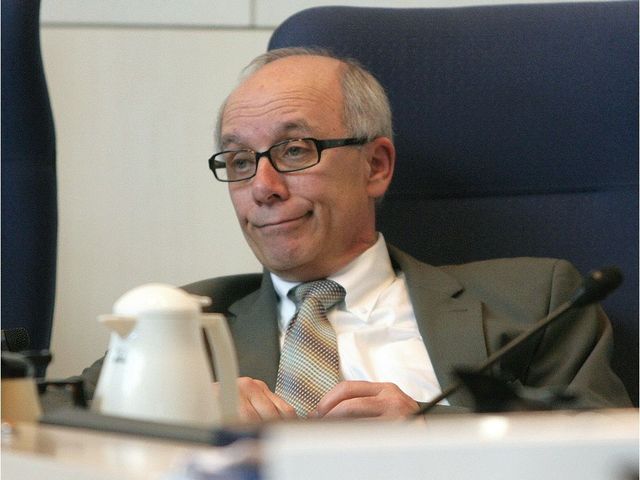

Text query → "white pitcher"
[92,283,239,427]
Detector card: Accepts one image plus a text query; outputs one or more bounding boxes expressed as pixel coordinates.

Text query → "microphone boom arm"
[416,299,574,414]
[415,266,622,415]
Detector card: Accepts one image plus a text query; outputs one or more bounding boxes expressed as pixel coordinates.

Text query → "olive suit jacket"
[78,246,631,409]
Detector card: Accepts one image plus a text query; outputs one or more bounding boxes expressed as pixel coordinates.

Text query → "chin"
[259,247,314,278]
[262,254,306,275]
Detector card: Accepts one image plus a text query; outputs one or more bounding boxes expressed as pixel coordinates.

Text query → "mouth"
[254,212,312,229]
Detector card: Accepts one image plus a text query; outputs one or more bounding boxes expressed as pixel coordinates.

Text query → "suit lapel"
[390,246,487,407]
[228,270,281,390]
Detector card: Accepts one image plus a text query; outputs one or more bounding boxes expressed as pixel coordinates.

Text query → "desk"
[2,409,638,480]
[1,421,210,480]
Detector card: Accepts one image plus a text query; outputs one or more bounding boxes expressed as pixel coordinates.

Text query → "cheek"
[228,187,250,219]
[316,186,366,234]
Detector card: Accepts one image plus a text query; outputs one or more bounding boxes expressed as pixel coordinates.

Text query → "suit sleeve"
[39,355,104,413]
[78,355,104,400]
[524,260,631,408]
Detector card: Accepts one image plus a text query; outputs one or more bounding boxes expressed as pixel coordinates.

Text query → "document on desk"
[163,440,260,480]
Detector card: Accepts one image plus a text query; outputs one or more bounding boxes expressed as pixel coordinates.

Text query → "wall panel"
[42,27,268,377]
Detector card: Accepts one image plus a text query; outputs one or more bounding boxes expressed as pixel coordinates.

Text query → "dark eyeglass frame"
[208,137,368,182]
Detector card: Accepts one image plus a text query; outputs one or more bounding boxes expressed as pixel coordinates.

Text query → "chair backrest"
[268,2,639,405]
[1,0,57,353]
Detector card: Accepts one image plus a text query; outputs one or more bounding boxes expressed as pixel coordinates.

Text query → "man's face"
[220,55,392,281]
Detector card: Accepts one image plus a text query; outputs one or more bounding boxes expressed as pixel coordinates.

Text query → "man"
[79,48,630,422]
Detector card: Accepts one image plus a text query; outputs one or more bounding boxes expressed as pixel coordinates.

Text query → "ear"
[365,137,395,199]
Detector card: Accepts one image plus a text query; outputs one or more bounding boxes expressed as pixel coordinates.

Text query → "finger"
[263,390,298,419]
[316,381,383,416]
[317,382,420,419]
[238,397,264,423]
[246,392,287,421]
[250,378,297,419]
[237,377,279,422]
[236,377,297,422]
[321,396,384,419]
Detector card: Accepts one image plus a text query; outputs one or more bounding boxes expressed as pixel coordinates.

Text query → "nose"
[251,154,289,204]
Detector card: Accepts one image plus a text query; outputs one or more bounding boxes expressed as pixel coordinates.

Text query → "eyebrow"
[220,120,315,150]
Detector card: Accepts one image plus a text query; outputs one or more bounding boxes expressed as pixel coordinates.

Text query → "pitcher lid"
[113,283,209,317]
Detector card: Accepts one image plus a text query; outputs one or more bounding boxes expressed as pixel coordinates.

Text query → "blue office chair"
[268,2,639,405]
[1,0,58,355]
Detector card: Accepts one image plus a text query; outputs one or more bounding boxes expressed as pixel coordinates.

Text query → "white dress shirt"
[271,234,445,403]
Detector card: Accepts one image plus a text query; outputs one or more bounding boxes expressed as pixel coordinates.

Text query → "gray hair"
[215,47,393,149]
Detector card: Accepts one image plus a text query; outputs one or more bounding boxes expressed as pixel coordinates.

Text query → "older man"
[80,48,630,422]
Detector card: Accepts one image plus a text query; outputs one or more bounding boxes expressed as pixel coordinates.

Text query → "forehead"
[221,56,346,146]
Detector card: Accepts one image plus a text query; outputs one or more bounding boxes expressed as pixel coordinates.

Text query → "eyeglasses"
[208,137,368,182]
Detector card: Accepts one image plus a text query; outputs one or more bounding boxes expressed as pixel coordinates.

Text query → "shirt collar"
[271,233,396,328]
[329,233,395,316]
[271,274,300,310]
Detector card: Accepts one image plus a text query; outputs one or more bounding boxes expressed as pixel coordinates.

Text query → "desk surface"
[2,409,638,480]
[1,420,210,480]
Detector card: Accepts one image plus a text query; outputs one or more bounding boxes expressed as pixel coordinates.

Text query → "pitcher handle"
[200,313,239,423]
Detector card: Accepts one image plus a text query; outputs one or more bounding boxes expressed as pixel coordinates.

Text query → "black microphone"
[415,266,623,415]
[1,327,31,352]
[570,266,623,307]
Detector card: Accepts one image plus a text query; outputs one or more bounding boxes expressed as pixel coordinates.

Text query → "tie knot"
[290,279,346,311]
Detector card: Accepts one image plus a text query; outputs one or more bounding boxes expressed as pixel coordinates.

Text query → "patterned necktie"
[275,279,346,417]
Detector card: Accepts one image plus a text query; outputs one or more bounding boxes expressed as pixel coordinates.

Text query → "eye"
[284,146,303,157]
[229,152,256,173]
[280,140,313,161]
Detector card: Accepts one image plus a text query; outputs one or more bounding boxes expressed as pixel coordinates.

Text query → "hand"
[236,377,297,423]
[314,381,419,419]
